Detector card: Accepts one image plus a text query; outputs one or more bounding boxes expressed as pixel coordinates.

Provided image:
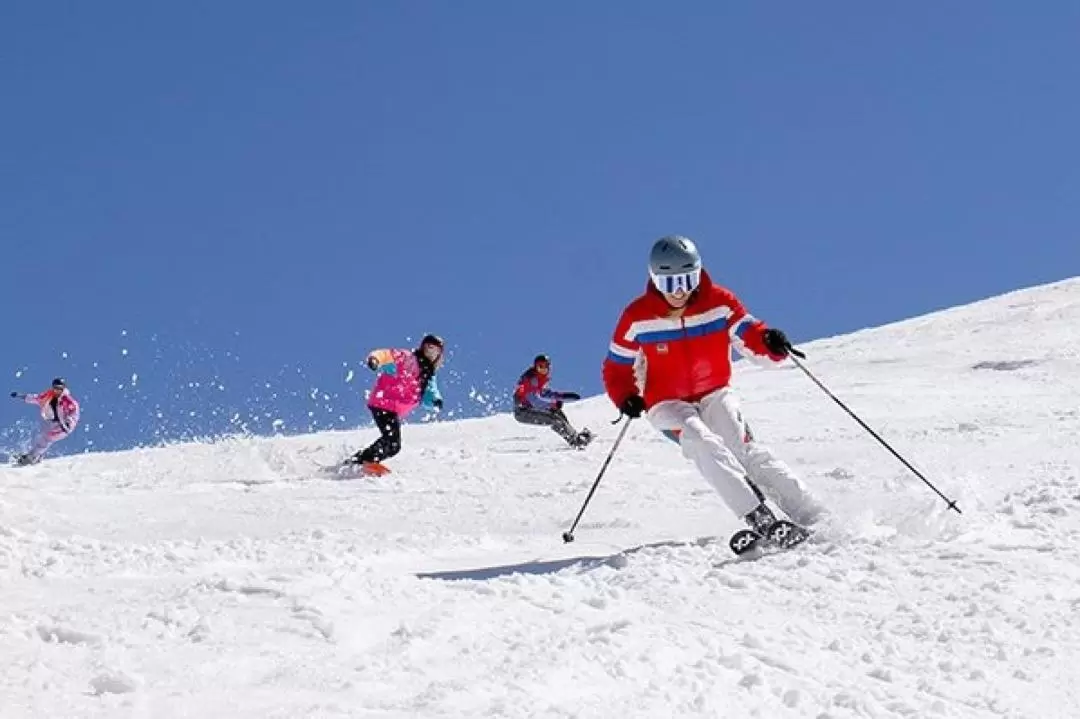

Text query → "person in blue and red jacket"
[513,354,593,449]
[602,235,826,540]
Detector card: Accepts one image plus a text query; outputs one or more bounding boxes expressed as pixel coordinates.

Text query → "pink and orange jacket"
[24,388,81,432]
[365,348,443,417]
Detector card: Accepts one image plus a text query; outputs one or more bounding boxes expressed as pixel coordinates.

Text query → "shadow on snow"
[415,534,725,582]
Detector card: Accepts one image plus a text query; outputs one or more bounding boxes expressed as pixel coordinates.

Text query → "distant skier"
[602,236,826,548]
[346,334,446,475]
[513,354,593,449]
[9,377,80,466]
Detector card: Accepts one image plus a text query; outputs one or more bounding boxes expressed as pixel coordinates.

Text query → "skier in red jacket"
[602,235,826,544]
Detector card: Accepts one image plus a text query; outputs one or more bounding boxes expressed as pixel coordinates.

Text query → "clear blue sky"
[3,2,1078,455]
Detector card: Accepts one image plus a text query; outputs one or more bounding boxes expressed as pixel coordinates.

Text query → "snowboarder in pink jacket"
[9,377,80,465]
[346,334,445,473]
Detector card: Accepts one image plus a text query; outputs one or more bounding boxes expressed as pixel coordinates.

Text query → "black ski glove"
[560,392,581,401]
[432,398,444,410]
[762,328,791,357]
[366,355,380,371]
[9,392,17,399]
[619,395,646,418]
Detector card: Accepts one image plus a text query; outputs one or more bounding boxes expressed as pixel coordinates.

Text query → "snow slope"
[3,278,1080,719]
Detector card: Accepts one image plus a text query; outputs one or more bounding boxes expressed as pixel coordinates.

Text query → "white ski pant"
[28,422,70,462]
[648,388,824,524]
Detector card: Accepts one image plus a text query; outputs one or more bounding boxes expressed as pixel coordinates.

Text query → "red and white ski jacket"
[602,270,786,410]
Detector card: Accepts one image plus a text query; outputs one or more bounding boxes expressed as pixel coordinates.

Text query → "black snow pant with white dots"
[352,407,402,464]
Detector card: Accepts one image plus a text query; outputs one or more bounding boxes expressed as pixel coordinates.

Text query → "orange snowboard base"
[360,461,392,477]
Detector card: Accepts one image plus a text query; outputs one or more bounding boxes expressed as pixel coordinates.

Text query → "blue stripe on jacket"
[520,387,561,410]
[635,317,728,345]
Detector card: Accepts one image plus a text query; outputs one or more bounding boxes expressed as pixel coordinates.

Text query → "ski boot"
[570,429,594,450]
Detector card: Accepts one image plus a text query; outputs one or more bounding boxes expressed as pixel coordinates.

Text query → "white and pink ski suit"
[21,389,80,462]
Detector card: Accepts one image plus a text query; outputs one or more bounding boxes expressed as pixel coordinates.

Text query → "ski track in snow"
[2,277,1080,718]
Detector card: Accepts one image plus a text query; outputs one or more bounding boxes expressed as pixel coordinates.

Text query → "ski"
[728,519,811,557]
[728,528,763,555]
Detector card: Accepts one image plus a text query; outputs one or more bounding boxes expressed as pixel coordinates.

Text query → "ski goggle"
[650,268,702,296]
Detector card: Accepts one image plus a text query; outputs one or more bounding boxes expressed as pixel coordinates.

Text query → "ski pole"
[785,346,961,515]
[561,417,634,543]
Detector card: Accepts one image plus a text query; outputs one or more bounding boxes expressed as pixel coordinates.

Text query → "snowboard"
[4,453,37,468]
[319,460,391,479]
